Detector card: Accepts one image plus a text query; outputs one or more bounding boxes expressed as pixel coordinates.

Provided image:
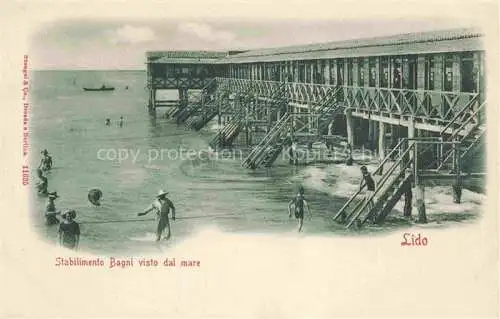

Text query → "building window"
[460,52,475,92]
[369,58,376,87]
[358,59,365,86]
[392,57,402,89]
[337,61,344,85]
[426,56,435,90]
[380,57,389,88]
[299,62,305,83]
[444,54,453,91]
[347,60,353,86]
[329,60,336,85]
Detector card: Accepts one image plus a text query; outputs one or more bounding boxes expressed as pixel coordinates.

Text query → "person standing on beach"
[118,116,123,127]
[45,191,61,225]
[59,210,80,250]
[289,139,298,165]
[345,143,353,166]
[288,186,311,232]
[105,118,111,126]
[360,166,376,211]
[138,190,176,241]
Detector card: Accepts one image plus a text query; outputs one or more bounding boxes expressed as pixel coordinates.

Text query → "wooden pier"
[145,28,486,227]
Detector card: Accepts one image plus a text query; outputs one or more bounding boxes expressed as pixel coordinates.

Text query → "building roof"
[221,28,484,63]
[147,51,227,64]
[145,28,484,65]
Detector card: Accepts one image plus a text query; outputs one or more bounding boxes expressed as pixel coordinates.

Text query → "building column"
[378,121,386,160]
[324,60,330,85]
[404,185,413,218]
[179,88,188,108]
[368,120,374,146]
[415,184,427,223]
[345,108,354,147]
[408,116,415,138]
[331,60,338,86]
[148,88,154,109]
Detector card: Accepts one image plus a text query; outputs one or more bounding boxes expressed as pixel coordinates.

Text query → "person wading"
[39,149,53,171]
[36,168,48,196]
[288,186,311,232]
[138,190,176,241]
[45,191,61,225]
[59,210,80,250]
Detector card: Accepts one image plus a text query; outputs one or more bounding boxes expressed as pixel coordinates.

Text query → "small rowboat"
[83,85,115,92]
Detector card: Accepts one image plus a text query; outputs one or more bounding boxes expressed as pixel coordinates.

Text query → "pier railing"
[215,77,479,123]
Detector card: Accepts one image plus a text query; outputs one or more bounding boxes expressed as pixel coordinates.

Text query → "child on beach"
[288,186,311,232]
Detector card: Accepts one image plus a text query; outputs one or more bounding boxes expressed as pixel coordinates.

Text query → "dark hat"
[62,209,76,219]
[298,186,305,194]
[360,165,368,171]
[41,149,48,155]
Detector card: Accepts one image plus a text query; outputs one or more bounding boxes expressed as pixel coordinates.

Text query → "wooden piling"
[415,184,427,223]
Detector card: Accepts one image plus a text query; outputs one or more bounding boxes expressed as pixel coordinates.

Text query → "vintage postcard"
[0,0,498,318]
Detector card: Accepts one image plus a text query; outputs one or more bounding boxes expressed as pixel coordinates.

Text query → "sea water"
[29,70,485,255]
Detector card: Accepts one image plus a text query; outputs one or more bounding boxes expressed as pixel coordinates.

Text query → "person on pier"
[138,190,176,241]
[45,191,61,226]
[288,186,311,232]
[344,143,353,166]
[359,166,376,212]
[288,139,298,165]
[39,149,53,171]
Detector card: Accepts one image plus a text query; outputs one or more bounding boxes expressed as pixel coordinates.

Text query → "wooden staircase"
[208,112,246,149]
[171,79,218,125]
[436,100,486,171]
[315,86,344,135]
[185,104,219,131]
[240,85,345,169]
[242,113,291,169]
[333,138,416,228]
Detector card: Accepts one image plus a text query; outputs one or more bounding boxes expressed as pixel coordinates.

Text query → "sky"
[30,18,479,70]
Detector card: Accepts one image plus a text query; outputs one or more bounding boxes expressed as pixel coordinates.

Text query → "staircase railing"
[244,113,290,161]
[441,94,479,134]
[345,142,414,228]
[436,100,486,170]
[333,137,408,222]
[208,111,246,149]
[334,137,460,228]
[242,113,291,168]
[311,86,343,135]
[447,101,485,141]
